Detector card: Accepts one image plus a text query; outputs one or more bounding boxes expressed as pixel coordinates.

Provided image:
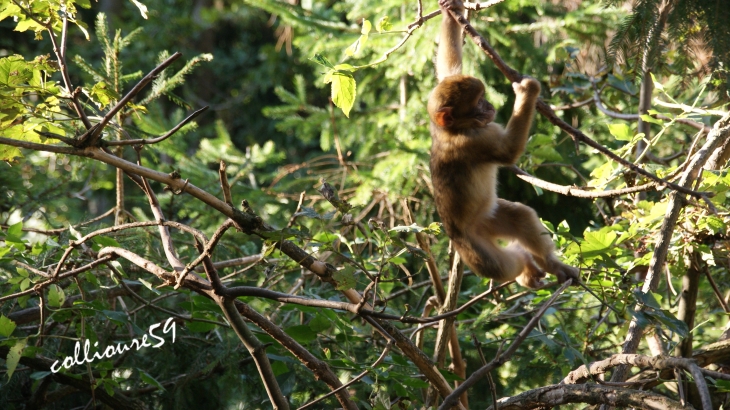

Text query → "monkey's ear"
[434,107,454,127]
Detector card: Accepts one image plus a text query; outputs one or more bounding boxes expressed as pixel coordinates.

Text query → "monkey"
[428,0,579,288]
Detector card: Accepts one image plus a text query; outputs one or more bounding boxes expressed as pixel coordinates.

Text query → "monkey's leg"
[484,199,579,283]
[462,227,545,289]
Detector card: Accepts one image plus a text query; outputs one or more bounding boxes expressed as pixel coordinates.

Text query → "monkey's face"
[428,75,496,131]
[472,92,496,127]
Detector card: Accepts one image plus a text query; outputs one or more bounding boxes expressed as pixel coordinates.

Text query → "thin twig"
[105,106,208,146]
[41,8,92,130]
[439,280,572,409]
[219,160,233,206]
[704,270,730,313]
[286,191,306,228]
[0,256,114,303]
[298,341,394,410]
[79,52,183,146]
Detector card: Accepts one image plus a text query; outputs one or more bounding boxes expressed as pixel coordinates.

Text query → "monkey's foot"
[511,245,546,289]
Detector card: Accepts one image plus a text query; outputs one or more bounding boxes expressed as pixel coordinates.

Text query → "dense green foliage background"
[1,0,729,409]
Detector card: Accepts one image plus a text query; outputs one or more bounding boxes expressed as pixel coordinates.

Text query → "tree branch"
[447,9,713,201]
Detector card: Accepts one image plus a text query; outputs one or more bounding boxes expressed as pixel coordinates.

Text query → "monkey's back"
[429,131,498,239]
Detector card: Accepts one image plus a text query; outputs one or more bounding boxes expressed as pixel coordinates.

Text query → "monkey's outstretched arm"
[436,0,464,81]
[500,77,541,163]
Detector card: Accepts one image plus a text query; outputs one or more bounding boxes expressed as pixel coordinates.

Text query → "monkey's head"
[428,74,496,131]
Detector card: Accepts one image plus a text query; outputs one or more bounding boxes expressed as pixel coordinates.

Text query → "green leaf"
[645,309,689,338]
[332,266,357,290]
[310,54,335,69]
[308,313,331,333]
[102,310,128,324]
[0,144,22,162]
[633,290,661,309]
[20,278,30,292]
[568,228,617,258]
[329,71,356,118]
[93,235,120,248]
[438,368,463,382]
[607,123,632,141]
[361,19,372,36]
[186,320,216,333]
[48,284,66,308]
[376,16,392,33]
[285,325,317,344]
[271,360,288,376]
[6,339,26,380]
[0,55,34,86]
[74,0,92,8]
[0,315,17,337]
[607,74,637,95]
[716,380,730,393]
[139,369,166,391]
[400,377,429,388]
[640,114,664,125]
[89,82,118,109]
[138,278,161,295]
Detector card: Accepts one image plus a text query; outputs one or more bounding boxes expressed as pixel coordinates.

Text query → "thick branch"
[563,354,711,410]
[220,298,289,410]
[488,383,690,410]
[611,112,730,384]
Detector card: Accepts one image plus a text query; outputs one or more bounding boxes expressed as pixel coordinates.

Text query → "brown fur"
[428,0,579,288]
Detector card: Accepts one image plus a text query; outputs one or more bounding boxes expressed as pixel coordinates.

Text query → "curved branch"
[220,298,290,410]
[2,130,460,403]
[610,112,730,390]
[80,53,183,146]
[487,383,689,410]
[447,10,713,201]
[507,165,659,198]
[593,90,712,132]
[105,106,209,146]
[439,280,572,409]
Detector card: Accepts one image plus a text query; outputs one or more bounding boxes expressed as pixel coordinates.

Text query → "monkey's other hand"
[548,259,581,286]
[513,77,541,99]
[439,0,465,13]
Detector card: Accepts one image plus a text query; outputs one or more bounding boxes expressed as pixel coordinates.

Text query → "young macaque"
[428,0,578,288]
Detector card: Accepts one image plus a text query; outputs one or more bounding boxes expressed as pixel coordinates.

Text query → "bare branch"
[79,53,183,146]
[448,10,713,201]
[487,383,690,410]
[220,298,289,409]
[611,112,730,385]
[439,280,572,409]
[233,300,358,410]
[507,165,659,198]
[105,106,208,146]
[219,160,233,206]
[0,256,114,303]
